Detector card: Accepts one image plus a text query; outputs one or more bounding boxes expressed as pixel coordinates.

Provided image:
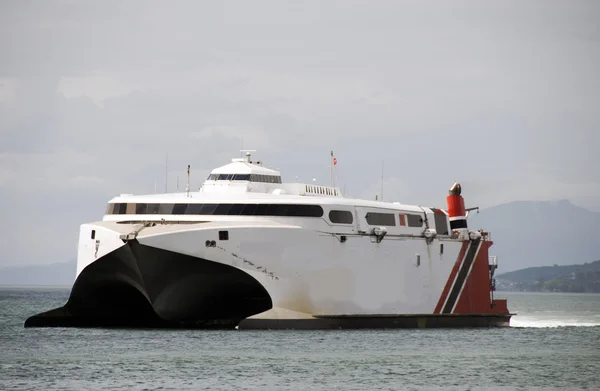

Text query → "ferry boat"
[25,151,511,329]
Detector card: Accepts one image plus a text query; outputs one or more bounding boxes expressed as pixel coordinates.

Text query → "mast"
[186,165,190,198]
[380,159,384,201]
[165,153,168,193]
[330,150,333,187]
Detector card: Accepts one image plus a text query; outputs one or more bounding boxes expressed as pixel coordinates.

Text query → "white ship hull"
[25,152,511,328]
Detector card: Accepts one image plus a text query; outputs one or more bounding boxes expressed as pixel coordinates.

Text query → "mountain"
[495,260,600,292]
[469,200,600,273]
[0,260,76,286]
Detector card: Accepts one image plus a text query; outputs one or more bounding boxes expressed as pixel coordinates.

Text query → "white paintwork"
[76,153,482,319]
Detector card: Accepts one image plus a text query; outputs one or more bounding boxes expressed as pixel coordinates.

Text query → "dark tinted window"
[407,214,423,227]
[214,204,233,214]
[365,212,396,226]
[172,204,188,214]
[233,174,250,181]
[329,210,354,224]
[254,204,269,215]
[107,203,323,217]
[199,204,218,214]
[185,204,203,214]
[135,203,147,214]
[146,203,160,214]
[240,204,258,215]
[432,210,449,235]
[227,204,245,215]
[159,203,174,214]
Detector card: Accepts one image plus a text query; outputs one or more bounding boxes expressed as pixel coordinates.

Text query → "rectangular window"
[172,204,188,214]
[158,203,174,214]
[214,204,233,214]
[227,204,245,215]
[219,231,229,240]
[365,212,396,226]
[91,230,96,240]
[399,214,406,226]
[146,203,160,214]
[185,204,203,214]
[240,204,258,215]
[407,214,423,227]
[254,204,269,215]
[199,204,218,214]
[117,203,127,215]
[433,212,449,235]
[329,210,354,224]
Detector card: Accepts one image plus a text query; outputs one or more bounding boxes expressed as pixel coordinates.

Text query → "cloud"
[0,0,599,265]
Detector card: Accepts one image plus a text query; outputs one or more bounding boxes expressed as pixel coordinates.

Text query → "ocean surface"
[1,289,599,391]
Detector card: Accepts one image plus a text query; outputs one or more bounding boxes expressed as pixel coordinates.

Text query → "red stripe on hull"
[434,241,469,314]
[453,241,509,315]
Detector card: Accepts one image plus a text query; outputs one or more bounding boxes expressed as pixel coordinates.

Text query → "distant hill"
[469,200,600,272]
[0,260,76,286]
[495,260,600,293]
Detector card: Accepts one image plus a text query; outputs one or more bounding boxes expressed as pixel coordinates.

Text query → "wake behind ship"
[25,152,511,329]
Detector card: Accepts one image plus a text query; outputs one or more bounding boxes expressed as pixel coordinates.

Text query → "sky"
[1,0,599,266]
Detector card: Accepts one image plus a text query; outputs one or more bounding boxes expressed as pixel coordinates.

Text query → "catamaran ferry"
[25,151,511,329]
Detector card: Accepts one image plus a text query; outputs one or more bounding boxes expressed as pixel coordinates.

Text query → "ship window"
[146,203,160,214]
[254,204,269,215]
[185,204,203,214]
[159,203,174,214]
[365,212,396,226]
[172,203,188,214]
[105,204,114,214]
[91,230,96,240]
[227,204,245,215]
[407,214,423,227]
[135,203,147,214]
[233,174,250,181]
[433,211,449,235]
[207,174,217,180]
[329,210,353,224]
[199,204,218,214]
[214,203,233,214]
[219,231,229,240]
[240,203,258,215]
[110,203,323,218]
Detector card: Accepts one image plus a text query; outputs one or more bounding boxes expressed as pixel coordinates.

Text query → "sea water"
[1,289,599,390]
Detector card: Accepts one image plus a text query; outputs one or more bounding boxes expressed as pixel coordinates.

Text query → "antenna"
[380,160,384,202]
[240,137,244,157]
[177,176,179,192]
[165,153,168,193]
[186,165,191,198]
[330,150,333,187]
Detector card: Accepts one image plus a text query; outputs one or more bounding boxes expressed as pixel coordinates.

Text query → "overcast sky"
[1,0,599,266]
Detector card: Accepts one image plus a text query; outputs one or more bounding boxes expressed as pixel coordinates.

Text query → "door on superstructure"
[354,207,370,234]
